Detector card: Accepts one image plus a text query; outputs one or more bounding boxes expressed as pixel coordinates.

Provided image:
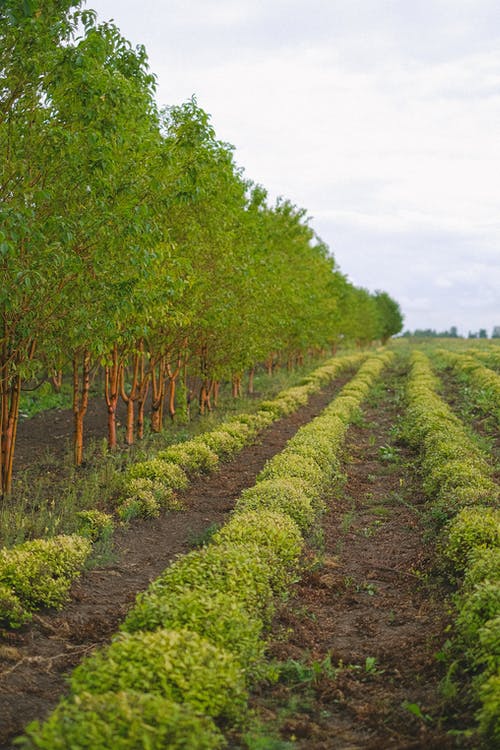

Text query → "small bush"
[123,589,266,678]
[198,430,241,459]
[213,510,303,590]
[157,442,219,475]
[70,629,247,722]
[76,511,114,543]
[236,478,316,531]
[0,535,91,612]
[445,507,500,572]
[19,691,226,750]
[0,583,31,628]
[126,459,188,490]
[456,582,500,652]
[139,543,275,620]
[464,549,500,592]
[259,453,326,492]
[476,670,500,745]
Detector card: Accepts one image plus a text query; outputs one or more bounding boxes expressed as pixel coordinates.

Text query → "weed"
[187,523,221,549]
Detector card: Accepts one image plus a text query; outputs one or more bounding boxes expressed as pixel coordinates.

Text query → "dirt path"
[246,367,473,749]
[0,376,351,749]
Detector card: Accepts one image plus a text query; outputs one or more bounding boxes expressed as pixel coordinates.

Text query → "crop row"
[437,349,500,425]
[19,350,393,749]
[403,351,499,744]
[0,353,364,630]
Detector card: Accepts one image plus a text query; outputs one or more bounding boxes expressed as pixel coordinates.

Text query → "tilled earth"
[241,369,475,749]
[0,377,349,749]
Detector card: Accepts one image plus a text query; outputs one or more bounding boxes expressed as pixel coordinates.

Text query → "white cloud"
[87,0,500,333]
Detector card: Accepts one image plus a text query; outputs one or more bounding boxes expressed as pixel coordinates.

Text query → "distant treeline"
[402,327,500,339]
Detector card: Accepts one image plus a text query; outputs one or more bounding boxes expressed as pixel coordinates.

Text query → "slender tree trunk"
[120,344,142,445]
[265,355,273,376]
[165,344,184,421]
[231,374,242,398]
[105,344,121,450]
[0,372,21,496]
[150,354,166,433]
[212,380,220,407]
[247,366,255,395]
[73,350,90,466]
[51,369,63,393]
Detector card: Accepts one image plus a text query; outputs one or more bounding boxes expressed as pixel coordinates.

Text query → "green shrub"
[259,453,326,492]
[445,507,500,572]
[70,629,247,722]
[117,477,182,521]
[236,478,316,531]
[0,535,91,611]
[157,442,219,475]
[464,549,500,592]
[198,430,241,459]
[213,510,303,589]
[477,616,500,675]
[476,670,500,746]
[19,691,226,750]
[456,582,500,652]
[76,510,114,543]
[126,459,188,490]
[122,589,266,678]
[139,543,275,620]
[0,583,30,628]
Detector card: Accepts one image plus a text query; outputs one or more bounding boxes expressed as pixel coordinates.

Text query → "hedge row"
[436,349,500,426]
[404,351,500,745]
[0,354,363,630]
[116,352,365,520]
[18,350,392,749]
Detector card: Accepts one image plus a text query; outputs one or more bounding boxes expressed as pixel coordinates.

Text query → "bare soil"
[0,377,349,749]
[242,367,476,749]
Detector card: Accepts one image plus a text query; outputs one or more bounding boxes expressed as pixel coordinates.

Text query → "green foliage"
[19,691,226,750]
[70,629,247,722]
[213,510,303,590]
[0,535,91,625]
[476,671,500,746]
[76,510,114,543]
[445,507,500,573]
[0,583,30,628]
[138,543,276,620]
[126,459,189,490]
[236,478,316,531]
[463,549,500,591]
[456,583,500,653]
[122,589,266,678]
[157,442,219,475]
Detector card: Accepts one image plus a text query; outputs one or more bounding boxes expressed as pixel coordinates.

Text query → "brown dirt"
[0,377,350,749]
[244,367,475,749]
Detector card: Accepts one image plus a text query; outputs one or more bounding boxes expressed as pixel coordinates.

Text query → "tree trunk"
[150,353,166,433]
[0,372,21,496]
[120,345,142,445]
[247,366,255,395]
[105,344,121,450]
[51,369,63,393]
[73,350,90,466]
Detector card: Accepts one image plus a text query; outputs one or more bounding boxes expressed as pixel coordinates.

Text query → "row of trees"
[0,0,403,494]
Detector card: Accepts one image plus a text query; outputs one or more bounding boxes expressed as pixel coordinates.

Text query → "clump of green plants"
[70,628,247,722]
[116,477,182,521]
[157,441,219,475]
[76,510,114,543]
[122,589,266,679]
[126,459,189,490]
[444,507,500,573]
[213,510,303,591]
[19,691,226,749]
[0,535,92,627]
[236,478,316,531]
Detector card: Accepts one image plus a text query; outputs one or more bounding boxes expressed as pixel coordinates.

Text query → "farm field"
[0,341,498,749]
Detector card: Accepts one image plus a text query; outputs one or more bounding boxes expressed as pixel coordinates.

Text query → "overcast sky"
[88,0,500,335]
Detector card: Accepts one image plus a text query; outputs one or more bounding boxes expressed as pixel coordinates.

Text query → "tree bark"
[72,350,90,466]
[105,344,121,450]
